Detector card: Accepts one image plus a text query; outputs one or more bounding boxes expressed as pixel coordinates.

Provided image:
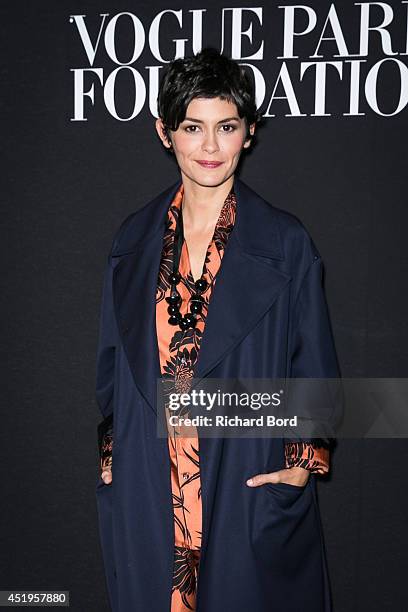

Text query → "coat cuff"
[284,442,329,474]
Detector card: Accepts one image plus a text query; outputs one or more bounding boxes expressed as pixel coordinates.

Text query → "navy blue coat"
[95,175,342,611]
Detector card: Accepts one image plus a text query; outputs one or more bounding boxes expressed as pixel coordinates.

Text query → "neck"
[181,173,234,233]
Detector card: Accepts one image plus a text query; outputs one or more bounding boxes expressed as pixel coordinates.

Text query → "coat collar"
[112,175,291,415]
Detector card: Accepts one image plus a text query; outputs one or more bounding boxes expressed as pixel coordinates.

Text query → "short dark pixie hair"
[157,47,263,151]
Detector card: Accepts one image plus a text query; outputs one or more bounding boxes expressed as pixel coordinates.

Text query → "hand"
[100,457,112,485]
[101,466,112,485]
[100,432,113,485]
[246,466,310,488]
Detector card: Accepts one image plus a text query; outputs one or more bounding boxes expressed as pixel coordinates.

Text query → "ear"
[243,122,256,149]
[155,118,172,149]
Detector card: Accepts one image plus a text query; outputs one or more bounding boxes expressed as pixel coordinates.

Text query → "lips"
[196,160,223,168]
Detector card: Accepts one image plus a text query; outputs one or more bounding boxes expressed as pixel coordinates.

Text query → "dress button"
[182,472,190,480]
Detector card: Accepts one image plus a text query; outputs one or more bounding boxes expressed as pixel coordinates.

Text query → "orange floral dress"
[153,181,330,612]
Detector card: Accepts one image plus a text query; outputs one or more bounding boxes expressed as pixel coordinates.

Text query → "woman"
[95,48,341,612]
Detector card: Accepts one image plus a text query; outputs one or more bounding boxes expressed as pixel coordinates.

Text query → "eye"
[183,124,237,133]
[220,124,237,132]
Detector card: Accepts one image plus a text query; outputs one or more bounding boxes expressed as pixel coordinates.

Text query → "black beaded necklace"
[166,199,208,331]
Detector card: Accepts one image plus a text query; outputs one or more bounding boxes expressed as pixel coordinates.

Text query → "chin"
[183,167,231,187]
[196,176,228,188]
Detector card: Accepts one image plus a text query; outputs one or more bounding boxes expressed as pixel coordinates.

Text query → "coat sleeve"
[95,254,117,420]
[95,213,136,469]
[283,255,343,467]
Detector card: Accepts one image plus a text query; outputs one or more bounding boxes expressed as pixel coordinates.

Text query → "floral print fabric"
[155,182,236,610]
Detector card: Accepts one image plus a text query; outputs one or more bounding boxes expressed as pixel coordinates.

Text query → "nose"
[202,130,219,154]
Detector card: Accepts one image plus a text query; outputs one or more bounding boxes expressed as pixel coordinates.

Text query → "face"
[155,97,255,188]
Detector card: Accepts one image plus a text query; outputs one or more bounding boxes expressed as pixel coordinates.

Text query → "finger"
[246,471,281,487]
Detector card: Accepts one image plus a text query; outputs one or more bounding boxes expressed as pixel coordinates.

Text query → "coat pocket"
[250,476,316,570]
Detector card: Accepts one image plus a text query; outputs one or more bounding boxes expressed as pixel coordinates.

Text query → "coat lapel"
[111,182,181,416]
[112,175,292,415]
[193,177,292,380]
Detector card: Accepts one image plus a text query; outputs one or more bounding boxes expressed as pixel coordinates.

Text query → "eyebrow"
[183,116,240,123]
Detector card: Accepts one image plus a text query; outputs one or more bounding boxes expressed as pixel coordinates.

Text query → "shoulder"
[269,200,321,268]
[261,194,324,296]
[108,181,180,255]
[239,179,321,272]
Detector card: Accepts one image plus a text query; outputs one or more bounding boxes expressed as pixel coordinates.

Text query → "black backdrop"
[2,1,408,610]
